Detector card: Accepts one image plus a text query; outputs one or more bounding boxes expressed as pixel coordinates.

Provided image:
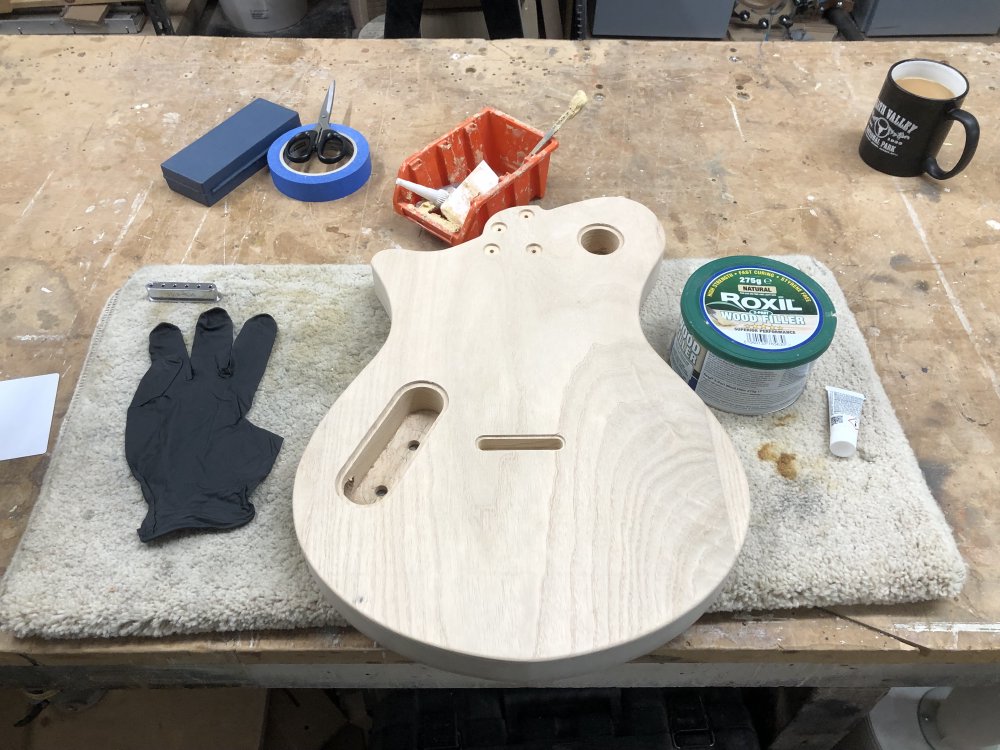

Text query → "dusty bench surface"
[1,36,999,683]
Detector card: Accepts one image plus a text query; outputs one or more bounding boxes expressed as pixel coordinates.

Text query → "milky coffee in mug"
[859,59,979,179]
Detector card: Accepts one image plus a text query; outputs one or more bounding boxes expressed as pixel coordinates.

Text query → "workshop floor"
[0,687,367,749]
[1,686,766,748]
[193,0,355,37]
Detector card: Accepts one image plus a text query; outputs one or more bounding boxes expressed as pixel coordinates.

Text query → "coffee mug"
[859,59,979,180]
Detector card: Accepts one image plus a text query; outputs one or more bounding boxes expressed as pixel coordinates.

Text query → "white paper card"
[0,373,59,461]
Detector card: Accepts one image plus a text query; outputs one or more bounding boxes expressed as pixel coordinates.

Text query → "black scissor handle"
[284,131,317,164]
[316,128,355,165]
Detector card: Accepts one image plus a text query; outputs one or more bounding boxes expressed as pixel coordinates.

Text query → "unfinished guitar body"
[294,197,750,681]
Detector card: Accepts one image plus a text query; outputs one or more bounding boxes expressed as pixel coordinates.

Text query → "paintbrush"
[395,178,454,207]
[527,90,589,158]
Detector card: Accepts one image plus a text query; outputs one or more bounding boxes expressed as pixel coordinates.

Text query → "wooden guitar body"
[293,197,750,681]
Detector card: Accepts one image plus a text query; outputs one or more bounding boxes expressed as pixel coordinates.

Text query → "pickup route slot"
[476,435,564,451]
[341,383,446,504]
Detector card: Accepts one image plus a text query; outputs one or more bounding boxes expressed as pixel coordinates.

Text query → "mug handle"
[924,109,980,180]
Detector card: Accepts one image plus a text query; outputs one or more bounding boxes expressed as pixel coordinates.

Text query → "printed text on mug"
[864,99,919,156]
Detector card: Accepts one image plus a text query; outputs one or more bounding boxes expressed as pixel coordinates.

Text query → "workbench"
[1,35,999,746]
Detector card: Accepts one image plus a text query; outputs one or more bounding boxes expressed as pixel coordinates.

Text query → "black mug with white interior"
[859,58,979,180]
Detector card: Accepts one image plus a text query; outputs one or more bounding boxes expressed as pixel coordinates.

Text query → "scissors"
[284,82,355,166]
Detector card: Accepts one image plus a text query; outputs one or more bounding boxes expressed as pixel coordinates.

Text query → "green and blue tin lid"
[679,256,837,370]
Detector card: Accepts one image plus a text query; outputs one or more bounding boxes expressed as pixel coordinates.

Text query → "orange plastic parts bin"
[393,107,559,245]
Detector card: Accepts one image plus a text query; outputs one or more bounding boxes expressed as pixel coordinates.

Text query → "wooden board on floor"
[728,19,839,41]
[62,3,109,23]
[0,688,266,750]
[10,0,118,8]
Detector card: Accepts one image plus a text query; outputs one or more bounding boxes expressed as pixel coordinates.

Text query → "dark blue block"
[161,98,300,206]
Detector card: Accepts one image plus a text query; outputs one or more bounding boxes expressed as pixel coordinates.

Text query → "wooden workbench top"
[1,36,998,680]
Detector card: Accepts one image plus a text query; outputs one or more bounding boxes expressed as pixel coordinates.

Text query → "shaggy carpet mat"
[0,257,964,637]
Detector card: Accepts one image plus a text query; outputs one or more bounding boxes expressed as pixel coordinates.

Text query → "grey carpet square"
[0,257,965,638]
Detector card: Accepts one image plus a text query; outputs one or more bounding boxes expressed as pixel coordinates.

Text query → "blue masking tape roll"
[267,124,372,202]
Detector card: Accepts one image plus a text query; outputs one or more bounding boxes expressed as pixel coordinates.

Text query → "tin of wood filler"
[669,256,837,415]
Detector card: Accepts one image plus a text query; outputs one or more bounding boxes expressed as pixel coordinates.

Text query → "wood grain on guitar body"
[293,197,751,681]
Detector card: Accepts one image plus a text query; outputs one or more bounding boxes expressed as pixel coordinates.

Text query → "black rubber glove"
[125,308,283,543]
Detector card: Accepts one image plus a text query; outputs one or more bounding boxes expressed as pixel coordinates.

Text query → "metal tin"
[669,256,837,415]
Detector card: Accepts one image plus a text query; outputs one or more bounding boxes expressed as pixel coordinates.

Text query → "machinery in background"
[590,0,735,39]
[839,688,1000,750]
[730,0,857,35]
[587,0,859,39]
[852,0,1000,36]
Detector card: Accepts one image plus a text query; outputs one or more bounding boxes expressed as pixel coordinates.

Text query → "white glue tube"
[826,386,866,458]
